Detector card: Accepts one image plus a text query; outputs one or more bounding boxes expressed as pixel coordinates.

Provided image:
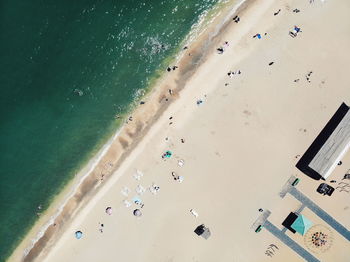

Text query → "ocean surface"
[0,0,222,260]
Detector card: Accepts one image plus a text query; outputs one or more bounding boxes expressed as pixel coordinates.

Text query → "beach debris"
[123,199,131,208]
[121,186,130,196]
[136,184,146,195]
[293,8,300,13]
[140,101,145,105]
[289,25,302,38]
[105,207,113,215]
[274,9,281,16]
[181,138,185,143]
[194,224,211,239]
[162,150,172,159]
[149,183,160,195]
[178,159,185,167]
[190,209,199,218]
[269,62,274,66]
[294,79,300,83]
[133,170,144,181]
[253,33,262,39]
[75,231,83,239]
[233,15,240,23]
[133,209,142,217]
[223,41,229,48]
[172,66,178,71]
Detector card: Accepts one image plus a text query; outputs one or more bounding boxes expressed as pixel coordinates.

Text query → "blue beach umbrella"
[165,151,172,158]
[291,215,313,235]
[75,231,83,239]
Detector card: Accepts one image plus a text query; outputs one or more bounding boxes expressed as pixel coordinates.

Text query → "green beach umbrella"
[291,214,313,235]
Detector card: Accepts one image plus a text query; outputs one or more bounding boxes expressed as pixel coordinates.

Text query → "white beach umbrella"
[133,209,142,217]
[105,207,112,215]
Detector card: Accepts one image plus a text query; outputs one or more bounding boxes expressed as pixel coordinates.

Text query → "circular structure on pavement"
[304,224,333,253]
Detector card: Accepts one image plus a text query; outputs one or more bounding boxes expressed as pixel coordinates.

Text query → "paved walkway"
[251,210,271,230]
[279,175,297,198]
[264,220,320,262]
[289,187,350,241]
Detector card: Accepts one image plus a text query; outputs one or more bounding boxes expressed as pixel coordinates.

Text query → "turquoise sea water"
[0,0,220,260]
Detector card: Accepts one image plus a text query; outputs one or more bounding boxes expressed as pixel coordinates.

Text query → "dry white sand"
[25,0,350,261]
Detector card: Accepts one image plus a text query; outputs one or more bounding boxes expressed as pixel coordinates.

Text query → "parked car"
[316,183,335,196]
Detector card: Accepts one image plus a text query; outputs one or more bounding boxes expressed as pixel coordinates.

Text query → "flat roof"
[296,103,350,180]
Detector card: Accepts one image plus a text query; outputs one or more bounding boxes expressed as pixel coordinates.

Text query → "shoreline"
[33,0,350,261]
[8,0,254,261]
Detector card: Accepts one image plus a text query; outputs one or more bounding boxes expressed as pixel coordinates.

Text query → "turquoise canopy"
[291,215,313,235]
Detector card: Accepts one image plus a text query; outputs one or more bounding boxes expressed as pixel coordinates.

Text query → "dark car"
[316,183,335,196]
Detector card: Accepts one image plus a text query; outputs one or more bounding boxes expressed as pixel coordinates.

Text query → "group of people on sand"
[217,41,230,54]
[227,70,241,78]
[76,3,313,243]
[167,65,178,72]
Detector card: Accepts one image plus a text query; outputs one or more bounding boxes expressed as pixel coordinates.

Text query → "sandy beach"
[10,0,350,261]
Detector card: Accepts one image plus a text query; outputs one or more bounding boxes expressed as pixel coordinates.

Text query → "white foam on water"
[22,0,250,258]
[174,0,248,64]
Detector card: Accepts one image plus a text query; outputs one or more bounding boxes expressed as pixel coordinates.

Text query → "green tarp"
[291,214,313,235]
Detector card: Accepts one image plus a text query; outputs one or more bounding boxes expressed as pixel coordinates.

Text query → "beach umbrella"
[291,214,313,235]
[75,231,83,239]
[105,207,112,215]
[178,159,185,167]
[133,209,142,217]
